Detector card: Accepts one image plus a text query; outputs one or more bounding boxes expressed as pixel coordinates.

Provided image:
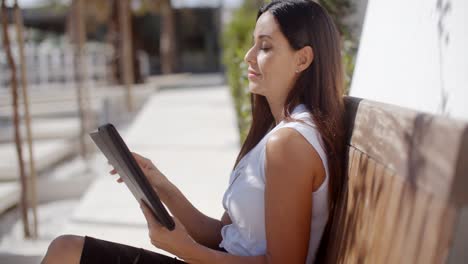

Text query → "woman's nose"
[244,47,256,65]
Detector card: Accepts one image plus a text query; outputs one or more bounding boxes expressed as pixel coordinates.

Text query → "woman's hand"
[109,152,172,195]
[140,201,198,258]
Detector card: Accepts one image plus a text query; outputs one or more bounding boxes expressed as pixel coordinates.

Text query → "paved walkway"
[67,84,239,255]
[0,78,240,262]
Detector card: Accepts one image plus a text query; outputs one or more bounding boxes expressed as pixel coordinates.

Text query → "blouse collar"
[291,103,308,116]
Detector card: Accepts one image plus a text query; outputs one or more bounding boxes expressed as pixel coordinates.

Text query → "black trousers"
[79,236,226,264]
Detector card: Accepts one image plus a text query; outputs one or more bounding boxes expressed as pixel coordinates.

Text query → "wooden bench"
[321,97,468,263]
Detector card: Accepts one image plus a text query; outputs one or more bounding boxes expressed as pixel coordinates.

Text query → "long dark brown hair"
[233,0,345,261]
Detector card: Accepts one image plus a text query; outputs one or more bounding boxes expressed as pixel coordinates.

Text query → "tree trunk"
[72,0,89,159]
[107,0,119,84]
[1,0,31,238]
[13,0,38,239]
[118,0,134,112]
[160,0,176,74]
[108,0,141,85]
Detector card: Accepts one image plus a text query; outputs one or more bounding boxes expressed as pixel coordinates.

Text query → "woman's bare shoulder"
[265,127,325,188]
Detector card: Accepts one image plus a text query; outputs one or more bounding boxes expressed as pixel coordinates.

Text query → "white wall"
[350,0,468,121]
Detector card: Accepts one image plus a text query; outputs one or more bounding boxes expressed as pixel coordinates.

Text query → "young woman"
[42,1,345,263]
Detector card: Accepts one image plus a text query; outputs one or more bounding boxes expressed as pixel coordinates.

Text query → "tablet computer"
[89,123,175,231]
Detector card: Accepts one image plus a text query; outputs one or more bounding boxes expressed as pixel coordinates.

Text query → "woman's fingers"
[109,168,123,183]
[109,152,153,185]
[131,152,153,170]
[132,152,152,166]
[108,160,118,175]
[131,152,147,162]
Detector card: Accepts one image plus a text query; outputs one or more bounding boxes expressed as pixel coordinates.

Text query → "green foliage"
[319,0,353,37]
[342,37,358,94]
[318,0,358,94]
[222,2,260,143]
[222,0,357,144]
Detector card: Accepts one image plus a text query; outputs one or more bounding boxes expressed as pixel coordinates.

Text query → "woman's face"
[244,12,300,101]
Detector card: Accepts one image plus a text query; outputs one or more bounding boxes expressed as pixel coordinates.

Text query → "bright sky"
[10,0,243,8]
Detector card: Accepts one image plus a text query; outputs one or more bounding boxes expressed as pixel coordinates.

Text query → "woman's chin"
[248,83,261,94]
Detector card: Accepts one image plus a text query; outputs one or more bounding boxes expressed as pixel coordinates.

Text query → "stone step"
[0,117,81,143]
[0,139,78,181]
[0,183,19,214]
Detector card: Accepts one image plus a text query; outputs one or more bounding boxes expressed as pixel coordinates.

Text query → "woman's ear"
[295,46,314,73]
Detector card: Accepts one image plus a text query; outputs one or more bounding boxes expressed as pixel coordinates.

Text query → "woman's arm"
[111,152,231,249]
[160,182,231,249]
[180,244,268,264]
[176,127,324,263]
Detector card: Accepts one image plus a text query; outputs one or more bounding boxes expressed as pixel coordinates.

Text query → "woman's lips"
[248,70,261,80]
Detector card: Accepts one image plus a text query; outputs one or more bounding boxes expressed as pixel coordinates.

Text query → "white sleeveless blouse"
[219,104,330,263]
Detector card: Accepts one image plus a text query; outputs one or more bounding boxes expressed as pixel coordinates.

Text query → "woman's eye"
[260,47,271,51]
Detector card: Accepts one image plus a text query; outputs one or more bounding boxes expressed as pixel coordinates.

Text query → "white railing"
[0,42,114,90]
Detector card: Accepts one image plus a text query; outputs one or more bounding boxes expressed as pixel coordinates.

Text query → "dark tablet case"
[89,123,175,231]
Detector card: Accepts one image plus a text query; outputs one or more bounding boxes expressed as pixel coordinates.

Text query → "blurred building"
[0,0,225,91]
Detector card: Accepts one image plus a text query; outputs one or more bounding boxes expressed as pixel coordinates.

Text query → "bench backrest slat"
[323,97,468,263]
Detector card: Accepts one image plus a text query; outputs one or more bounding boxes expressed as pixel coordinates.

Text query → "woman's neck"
[267,97,301,125]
